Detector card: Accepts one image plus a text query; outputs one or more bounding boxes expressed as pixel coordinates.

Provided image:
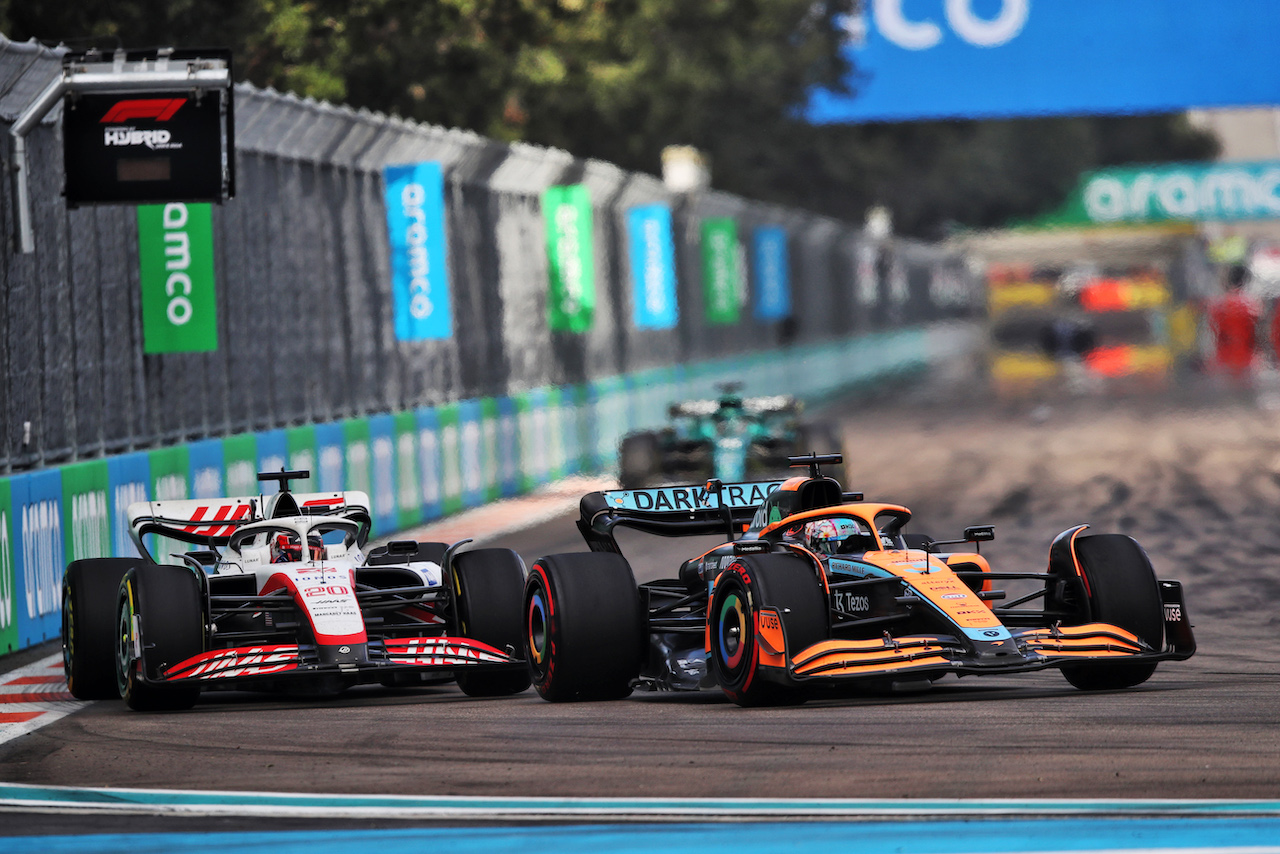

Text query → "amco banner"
[752,227,791,321]
[808,0,1280,123]
[384,161,453,340]
[138,202,217,353]
[1034,161,1280,227]
[544,184,596,333]
[627,204,678,330]
[701,218,741,325]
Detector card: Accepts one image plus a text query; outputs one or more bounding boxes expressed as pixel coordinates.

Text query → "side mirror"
[964,525,995,543]
[387,539,419,555]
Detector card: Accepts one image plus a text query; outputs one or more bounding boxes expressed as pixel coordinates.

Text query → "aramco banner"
[543,184,596,333]
[752,227,791,321]
[808,0,1280,123]
[627,204,678,329]
[702,218,741,325]
[1034,161,1280,227]
[137,202,217,353]
[384,161,452,340]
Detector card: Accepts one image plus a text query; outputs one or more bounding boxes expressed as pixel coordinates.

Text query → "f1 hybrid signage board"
[807,0,1280,123]
[61,49,235,205]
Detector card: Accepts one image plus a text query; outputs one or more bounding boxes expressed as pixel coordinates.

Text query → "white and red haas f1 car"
[61,470,529,711]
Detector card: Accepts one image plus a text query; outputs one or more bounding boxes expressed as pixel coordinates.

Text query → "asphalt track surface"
[4,369,1280,837]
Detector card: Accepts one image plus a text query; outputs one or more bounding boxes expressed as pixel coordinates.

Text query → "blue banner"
[255,430,288,493]
[752,227,791,321]
[368,415,398,536]
[107,452,150,559]
[808,0,1280,123]
[17,470,62,648]
[314,422,346,494]
[627,205,678,329]
[384,161,453,340]
[414,408,443,521]
[188,439,225,500]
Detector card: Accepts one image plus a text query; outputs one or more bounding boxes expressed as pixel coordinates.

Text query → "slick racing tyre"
[710,554,828,707]
[525,552,643,702]
[63,558,139,700]
[619,432,661,489]
[116,565,204,712]
[451,548,532,697]
[1060,534,1164,691]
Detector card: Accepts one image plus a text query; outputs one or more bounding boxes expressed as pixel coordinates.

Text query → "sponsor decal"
[383,161,453,340]
[835,591,871,613]
[179,645,299,679]
[627,204,678,329]
[137,203,217,353]
[942,593,967,600]
[0,481,15,651]
[544,184,597,333]
[385,637,510,666]
[22,498,62,620]
[702,218,741,325]
[606,482,781,512]
[753,226,791,321]
[1165,603,1183,622]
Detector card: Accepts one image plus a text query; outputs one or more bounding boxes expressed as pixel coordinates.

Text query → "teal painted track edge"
[7,819,1280,854]
[3,783,1280,819]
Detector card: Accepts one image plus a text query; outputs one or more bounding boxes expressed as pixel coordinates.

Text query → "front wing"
[752,581,1195,686]
[155,637,522,686]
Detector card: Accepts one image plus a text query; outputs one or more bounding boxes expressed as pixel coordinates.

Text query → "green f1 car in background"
[618,383,840,488]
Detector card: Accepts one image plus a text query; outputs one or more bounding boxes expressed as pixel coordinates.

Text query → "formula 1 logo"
[100,98,187,123]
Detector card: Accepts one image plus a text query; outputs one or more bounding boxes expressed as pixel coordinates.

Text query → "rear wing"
[578,481,783,551]
[127,490,372,557]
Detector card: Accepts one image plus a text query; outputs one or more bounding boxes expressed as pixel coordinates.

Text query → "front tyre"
[1061,534,1164,691]
[116,565,204,712]
[710,554,827,707]
[63,559,138,700]
[451,548,532,697]
[525,553,643,702]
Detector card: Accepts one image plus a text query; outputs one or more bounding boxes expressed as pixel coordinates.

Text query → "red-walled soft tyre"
[709,554,827,707]
[524,552,643,702]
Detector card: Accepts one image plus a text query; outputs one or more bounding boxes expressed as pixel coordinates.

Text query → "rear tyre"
[451,548,532,697]
[710,554,827,707]
[1060,534,1163,691]
[63,559,138,700]
[525,552,643,701]
[619,432,661,489]
[116,565,204,712]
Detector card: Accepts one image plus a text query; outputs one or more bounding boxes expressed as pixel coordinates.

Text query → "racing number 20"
[304,585,350,597]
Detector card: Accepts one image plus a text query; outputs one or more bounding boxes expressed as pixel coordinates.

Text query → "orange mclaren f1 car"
[523,454,1195,705]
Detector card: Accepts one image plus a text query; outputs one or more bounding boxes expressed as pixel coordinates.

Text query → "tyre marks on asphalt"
[0,655,81,745]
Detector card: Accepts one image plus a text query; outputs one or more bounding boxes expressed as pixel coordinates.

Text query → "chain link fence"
[0,35,980,474]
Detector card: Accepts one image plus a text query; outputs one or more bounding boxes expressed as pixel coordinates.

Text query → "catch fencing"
[0,35,979,474]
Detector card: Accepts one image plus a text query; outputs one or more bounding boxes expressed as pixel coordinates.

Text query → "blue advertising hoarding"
[808,0,1280,123]
[626,204,678,329]
[752,227,791,321]
[384,161,453,340]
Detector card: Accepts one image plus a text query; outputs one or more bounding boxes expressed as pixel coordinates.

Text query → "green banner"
[543,184,596,333]
[1031,160,1280,227]
[702,218,741,325]
[223,434,258,497]
[62,460,110,563]
[342,420,373,498]
[437,404,463,516]
[138,202,218,353]
[286,426,318,493]
[394,412,422,530]
[0,478,15,656]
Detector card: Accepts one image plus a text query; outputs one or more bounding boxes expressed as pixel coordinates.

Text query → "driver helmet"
[271,532,324,563]
[805,518,858,555]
